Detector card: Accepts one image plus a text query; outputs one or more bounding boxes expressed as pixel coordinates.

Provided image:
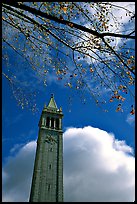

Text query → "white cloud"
[10,143,24,154]
[113,139,133,154]
[126,114,135,126]
[2,141,36,202]
[108,2,135,31]
[2,126,135,202]
[64,126,135,202]
[84,2,135,33]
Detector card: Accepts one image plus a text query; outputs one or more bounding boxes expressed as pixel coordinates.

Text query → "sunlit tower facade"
[29,94,63,202]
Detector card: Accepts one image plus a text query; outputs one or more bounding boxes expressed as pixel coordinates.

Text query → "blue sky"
[2,72,135,201]
[2,2,135,202]
[2,70,135,201]
[2,71,135,160]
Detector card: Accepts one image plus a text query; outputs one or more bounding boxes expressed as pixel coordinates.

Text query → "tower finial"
[44,103,46,109]
[46,94,58,110]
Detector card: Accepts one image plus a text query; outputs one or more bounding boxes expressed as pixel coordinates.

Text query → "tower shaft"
[29,95,63,202]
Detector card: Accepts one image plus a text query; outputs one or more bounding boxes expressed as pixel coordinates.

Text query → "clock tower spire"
[29,94,63,202]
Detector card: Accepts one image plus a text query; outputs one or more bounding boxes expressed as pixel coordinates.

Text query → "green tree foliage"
[2,2,135,113]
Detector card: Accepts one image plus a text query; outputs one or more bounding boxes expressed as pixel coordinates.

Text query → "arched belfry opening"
[51,118,54,129]
[46,116,50,128]
[56,118,59,130]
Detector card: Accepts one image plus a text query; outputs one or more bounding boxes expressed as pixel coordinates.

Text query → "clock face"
[44,134,57,144]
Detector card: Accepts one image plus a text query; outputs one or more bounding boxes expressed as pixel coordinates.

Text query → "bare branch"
[3,2,135,40]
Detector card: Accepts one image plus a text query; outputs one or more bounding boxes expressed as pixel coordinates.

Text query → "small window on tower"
[49,147,53,152]
[48,184,51,191]
[49,164,52,169]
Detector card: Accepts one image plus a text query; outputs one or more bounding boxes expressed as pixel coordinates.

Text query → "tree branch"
[2,3,73,50]
[102,37,135,75]
[101,32,135,39]
[3,2,135,40]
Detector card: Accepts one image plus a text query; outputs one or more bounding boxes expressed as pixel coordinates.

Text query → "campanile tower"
[29,94,63,202]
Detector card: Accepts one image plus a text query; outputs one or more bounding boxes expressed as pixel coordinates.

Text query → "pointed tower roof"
[47,94,58,110]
